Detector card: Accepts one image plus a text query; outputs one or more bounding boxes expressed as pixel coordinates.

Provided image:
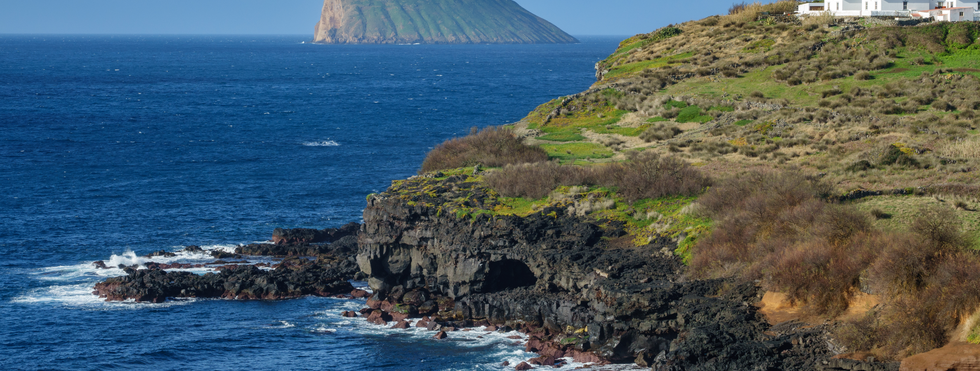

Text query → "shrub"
[484,161,590,199]
[729,2,748,15]
[931,99,954,112]
[870,208,891,220]
[420,127,548,173]
[611,152,711,202]
[485,152,709,202]
[854,71,872,80]
[640,124,683,142]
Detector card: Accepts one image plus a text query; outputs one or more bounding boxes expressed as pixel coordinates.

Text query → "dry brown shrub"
[485,161,593,199]
[420,127,547,173]
[611,152,710,202]
[874,253,980,356]
[768,231,880,316]
[692,171,836,278]
[485,152,709,202]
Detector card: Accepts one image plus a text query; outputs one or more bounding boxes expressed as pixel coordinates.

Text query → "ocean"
[0,35,623,370]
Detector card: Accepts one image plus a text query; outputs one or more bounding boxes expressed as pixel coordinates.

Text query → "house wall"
[947,0,980,11]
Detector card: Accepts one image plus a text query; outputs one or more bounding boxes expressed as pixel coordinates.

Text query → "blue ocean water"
[0,35,623,370]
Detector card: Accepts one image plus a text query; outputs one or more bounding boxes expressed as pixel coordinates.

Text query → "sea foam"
[302,140,340,147]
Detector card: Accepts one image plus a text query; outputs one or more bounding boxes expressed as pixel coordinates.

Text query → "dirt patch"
[757,291,879,325]
[954,68,980,73]
[899,342,980,371]
[758,292,805,324]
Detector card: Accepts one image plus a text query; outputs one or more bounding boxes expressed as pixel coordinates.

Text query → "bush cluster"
[420,127,547,173]
[690,170,980,358]
[485,152,710,202]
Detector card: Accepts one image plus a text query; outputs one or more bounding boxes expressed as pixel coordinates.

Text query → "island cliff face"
[313,0,578,44]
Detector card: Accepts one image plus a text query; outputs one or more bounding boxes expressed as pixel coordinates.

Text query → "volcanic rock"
[93,262,353,302]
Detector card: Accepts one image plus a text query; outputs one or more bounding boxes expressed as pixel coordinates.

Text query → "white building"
[800,0,980,19]
[913,6,976,20]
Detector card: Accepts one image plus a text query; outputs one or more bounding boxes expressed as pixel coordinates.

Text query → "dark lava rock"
[514,362,533,370]
[92,260,108,269]
[144,250,176,258]
[341,311,358,318]
[271,222,359,245]
[93,262,352,303]
[183,245,204,253]
[432,331,448,340]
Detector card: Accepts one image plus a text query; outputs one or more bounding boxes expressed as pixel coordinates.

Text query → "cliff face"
[313,0,578,44]
[356,174,840,368]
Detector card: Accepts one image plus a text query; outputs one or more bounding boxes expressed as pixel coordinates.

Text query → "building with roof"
[799,0,979,20]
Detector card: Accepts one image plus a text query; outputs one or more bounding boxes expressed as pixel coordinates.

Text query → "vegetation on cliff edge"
[407,0,980,361]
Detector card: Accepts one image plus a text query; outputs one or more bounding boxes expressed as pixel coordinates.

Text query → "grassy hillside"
[416,0,980,361]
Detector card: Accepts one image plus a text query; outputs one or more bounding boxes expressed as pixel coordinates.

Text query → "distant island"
[313,0,578,44]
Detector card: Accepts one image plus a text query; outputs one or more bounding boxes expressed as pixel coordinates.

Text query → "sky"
[0,0,737,36]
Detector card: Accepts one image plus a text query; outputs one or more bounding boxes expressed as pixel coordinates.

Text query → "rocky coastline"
[87,173,908,369]
[92,224,361,303]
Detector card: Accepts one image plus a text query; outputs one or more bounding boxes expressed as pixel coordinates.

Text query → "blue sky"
[0,0,733,36]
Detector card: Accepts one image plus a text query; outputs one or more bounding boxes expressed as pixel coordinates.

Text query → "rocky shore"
[89,174,906,369]
[92,224,361,303]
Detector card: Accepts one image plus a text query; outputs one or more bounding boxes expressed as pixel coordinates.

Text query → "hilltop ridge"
[313,0,577,44]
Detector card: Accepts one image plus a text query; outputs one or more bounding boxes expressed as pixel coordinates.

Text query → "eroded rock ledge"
[356,174,848,369]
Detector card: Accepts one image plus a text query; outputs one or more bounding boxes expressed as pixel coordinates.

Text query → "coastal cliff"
[355,173,842,368]
[313,0,577,44]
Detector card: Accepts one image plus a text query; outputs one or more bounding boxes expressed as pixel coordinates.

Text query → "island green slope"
[313,0,577,44]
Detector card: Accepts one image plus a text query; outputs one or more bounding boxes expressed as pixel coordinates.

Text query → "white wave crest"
[302,140,340,147]
[11,283,197,310]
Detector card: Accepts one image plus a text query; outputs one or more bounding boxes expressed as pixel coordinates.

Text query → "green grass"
[605,51,694,80]
[540,143,615,161]
[647,117,669,123]
[538,132,586,142]
[743,38,775,53]
[590,194,711,262]
[591,124,650,137]
[676,105,714,124]
[533,105,634,141]
[851,195,980,241]
[734,120,753,126]
[492,195,548,216]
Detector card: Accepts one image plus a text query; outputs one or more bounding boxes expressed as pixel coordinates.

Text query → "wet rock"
[433,331,448,339]
[93,262,352,302]
[144,250,176,258]
[270,222,359,245]
[183,245,204,253]
[391,320,410,329]
[366,310,392,325]
[514,362,533,370]
[210,251,237,259]
[92,260,108,269]
[341,311,358,318]
[350,289,370,298]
